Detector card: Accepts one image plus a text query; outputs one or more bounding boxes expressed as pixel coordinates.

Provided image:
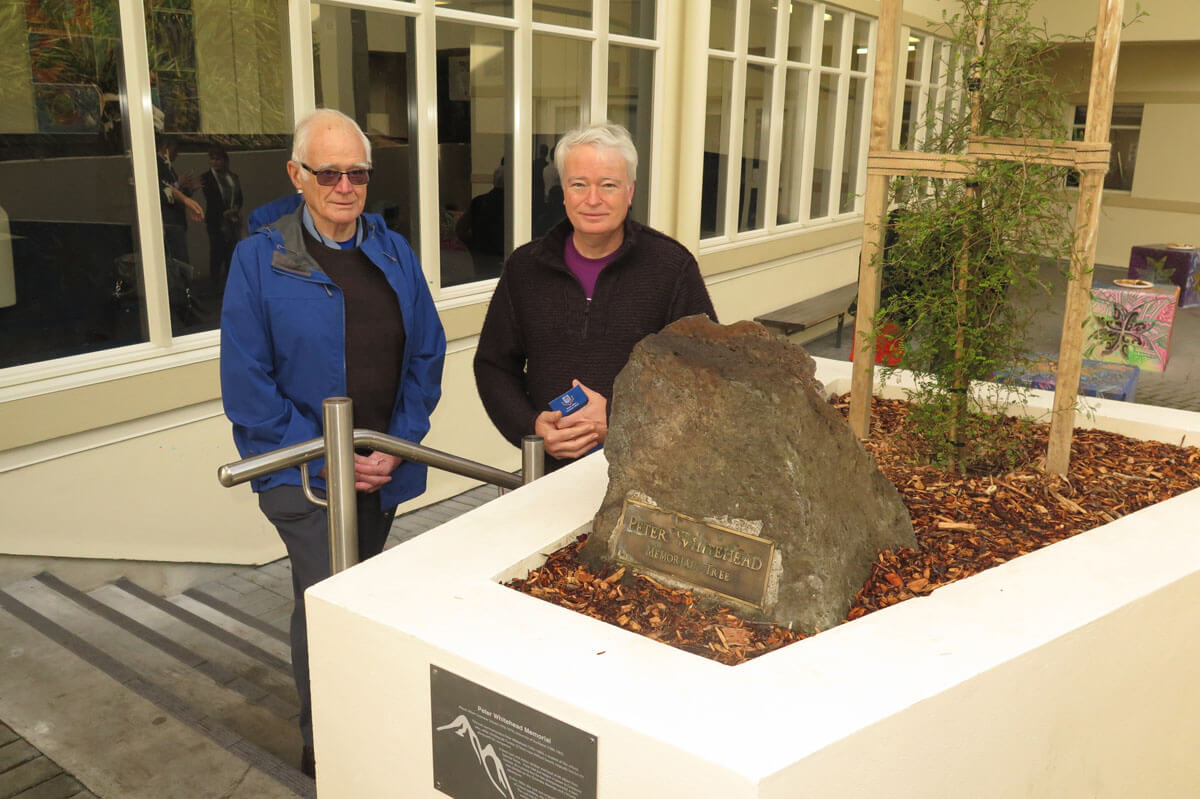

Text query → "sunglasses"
[300,162,372,186]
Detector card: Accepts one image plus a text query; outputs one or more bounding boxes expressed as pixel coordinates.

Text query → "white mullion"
[645,0,667,228]
[591,0,609,124]
[510,0,531,249]
[427,5,520,30]
[796,2,823,222]
[413,0,442,293]
[761,0,789,231]
[289,0,316,120]
[532,21,599,39]
[723,0,749,237]
[823,13,851,219]
[120,0,171,345]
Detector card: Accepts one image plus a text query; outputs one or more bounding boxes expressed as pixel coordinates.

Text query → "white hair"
[291,108,372,168]
[554,122,638,185]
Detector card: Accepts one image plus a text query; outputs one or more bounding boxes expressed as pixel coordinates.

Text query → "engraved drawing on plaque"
[612,497,776,608]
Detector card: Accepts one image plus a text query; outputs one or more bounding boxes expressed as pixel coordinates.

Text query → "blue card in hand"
[548,384,588,416]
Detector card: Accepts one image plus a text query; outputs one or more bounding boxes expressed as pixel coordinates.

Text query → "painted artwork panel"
[1085,284,1179,372]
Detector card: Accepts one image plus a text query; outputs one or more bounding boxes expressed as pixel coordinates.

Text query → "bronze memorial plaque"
[613,497,775,608]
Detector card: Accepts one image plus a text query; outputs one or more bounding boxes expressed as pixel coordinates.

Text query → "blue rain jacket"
[220,204,445,508]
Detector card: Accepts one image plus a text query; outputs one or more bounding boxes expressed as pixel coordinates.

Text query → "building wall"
[8,0,1187,569]
[1054,41,1200,266]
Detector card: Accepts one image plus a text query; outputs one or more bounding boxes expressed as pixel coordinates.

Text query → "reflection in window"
[436,0,512,17]
[700,58,733,238]
[778,68,809,224]
[532,35,588,239]
[607,44,653,225]
[739,64,771,232]
[610,0,655,38]
[532,0,590,29]
[810,73,838,219]
[709,0,736,52]
[840,76,866,213]
[1,0,143,367]
[313,5,419,262]
[152,0,291,338]
[787,1,813,63]
[821,9,843,68]
[747,0,775,58]
[436,22,512,288]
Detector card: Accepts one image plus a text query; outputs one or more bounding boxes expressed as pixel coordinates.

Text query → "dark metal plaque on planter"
[613,497,775,608]
[430,665,597,799]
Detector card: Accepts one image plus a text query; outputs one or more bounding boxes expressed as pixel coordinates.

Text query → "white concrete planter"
[307,357,1200,798]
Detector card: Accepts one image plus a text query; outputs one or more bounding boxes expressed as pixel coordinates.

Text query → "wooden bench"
[753,283,859,346]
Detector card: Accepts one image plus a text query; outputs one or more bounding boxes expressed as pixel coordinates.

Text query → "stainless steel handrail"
[218,397,545,574]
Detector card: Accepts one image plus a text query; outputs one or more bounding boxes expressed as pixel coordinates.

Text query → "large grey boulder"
[583,316,915,633]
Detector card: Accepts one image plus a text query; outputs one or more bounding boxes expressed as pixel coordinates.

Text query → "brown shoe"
[301,745,315,779]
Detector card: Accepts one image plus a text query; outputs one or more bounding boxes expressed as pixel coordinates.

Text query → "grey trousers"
[258,485,396,746]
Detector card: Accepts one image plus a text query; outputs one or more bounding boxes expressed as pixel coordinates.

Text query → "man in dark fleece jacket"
[474,122,716,472]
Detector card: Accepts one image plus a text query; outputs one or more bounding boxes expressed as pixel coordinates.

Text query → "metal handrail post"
[521,435,544,485]
[324,397,358,574]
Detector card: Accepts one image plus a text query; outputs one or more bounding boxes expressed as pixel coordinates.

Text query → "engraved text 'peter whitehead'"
[613,498,775,608]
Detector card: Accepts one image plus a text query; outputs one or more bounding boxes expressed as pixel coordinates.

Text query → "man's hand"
[353,451,402,493]
[177,171,200,192]
[534,380,607,461]
[183,194,205,222]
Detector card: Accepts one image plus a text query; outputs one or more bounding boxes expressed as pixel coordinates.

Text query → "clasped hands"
[319,451,403,493]
[534,380,608,460]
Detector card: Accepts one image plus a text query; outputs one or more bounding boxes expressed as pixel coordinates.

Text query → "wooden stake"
[848,0,904,439]
[1046,0,1125,476]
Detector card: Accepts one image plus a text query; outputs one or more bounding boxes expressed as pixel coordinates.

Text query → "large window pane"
[839,76,865,213]
[533,34,588,238]
[610,0,655,38]
[153,0,292,338]
[607,44,653,225]
[532,0,590,29]
[777,67,809,224]
[1,0,143,366]
[312,7,418,250]
[700,58,733,238]
[436,22,512,287]
[809,72,838,219]
[738,63,771,232]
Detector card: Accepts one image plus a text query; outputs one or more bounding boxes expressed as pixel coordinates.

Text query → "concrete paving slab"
[0,606,307,798]
[3,581,300,766]
[168,595,293,665]
[90,585,297,708]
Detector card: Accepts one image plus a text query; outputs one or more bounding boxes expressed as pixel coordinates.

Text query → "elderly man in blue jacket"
[220,108,445,778]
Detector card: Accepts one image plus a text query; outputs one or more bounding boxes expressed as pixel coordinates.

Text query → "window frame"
[699,0,875,251]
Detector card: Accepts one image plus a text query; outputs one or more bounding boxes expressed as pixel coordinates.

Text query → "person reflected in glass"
[156,136,203,264]
[200,146,243,295]
[455,166,506,280]
[474,122,716,473]
[220,108,446,780]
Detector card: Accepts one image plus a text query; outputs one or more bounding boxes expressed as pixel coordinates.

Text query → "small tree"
[875,0,1077,472]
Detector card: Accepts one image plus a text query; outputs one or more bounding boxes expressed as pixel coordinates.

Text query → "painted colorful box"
[1128,244,1200,307]
[1084,283,1179,372]
[995,355,1139,402]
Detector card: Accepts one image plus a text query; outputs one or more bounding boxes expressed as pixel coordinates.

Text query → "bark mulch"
[505,395,1200,666]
